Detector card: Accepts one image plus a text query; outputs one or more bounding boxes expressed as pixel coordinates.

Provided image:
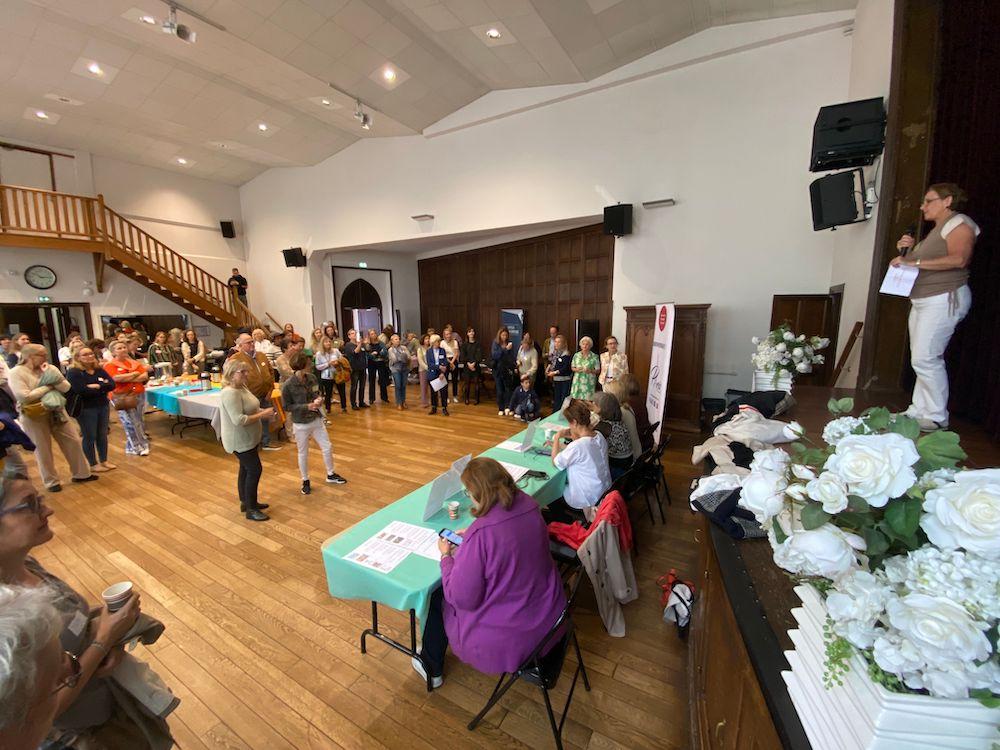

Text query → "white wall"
[0,247,224,344]
[242,12,855,398]
[830,0,896,386]
[322,250,419,335]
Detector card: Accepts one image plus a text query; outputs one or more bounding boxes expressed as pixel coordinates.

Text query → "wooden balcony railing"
[0,183,259,330]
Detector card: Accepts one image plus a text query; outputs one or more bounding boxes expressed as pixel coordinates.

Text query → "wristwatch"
[915,259,922,266]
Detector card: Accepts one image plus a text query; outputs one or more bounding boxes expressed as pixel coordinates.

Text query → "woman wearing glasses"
[0,472,167,747]
[890,183,979,432]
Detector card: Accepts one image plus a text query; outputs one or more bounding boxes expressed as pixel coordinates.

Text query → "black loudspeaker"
[220,220,236,238]
[282,247,307,267]
[810,97,886,172]
[603,204,632,237]
[809,169,865,231]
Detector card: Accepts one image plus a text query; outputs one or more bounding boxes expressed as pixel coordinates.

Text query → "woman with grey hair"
[0,584,67,750]
[570,336,601,401]
[7,344,93,492]
[592,391,637,479]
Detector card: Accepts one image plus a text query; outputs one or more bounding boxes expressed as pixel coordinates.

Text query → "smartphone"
[438,528,463,546]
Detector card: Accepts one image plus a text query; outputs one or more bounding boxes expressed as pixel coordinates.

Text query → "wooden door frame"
[1,301,93,362]
[331,265,395,336]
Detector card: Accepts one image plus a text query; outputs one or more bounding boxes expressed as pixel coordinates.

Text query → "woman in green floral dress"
[570,336,601,400]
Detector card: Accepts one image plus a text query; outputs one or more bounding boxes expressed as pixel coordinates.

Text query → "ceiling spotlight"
[175,157,188,165]
[138,14,156,25]
[485,27,501,39]
[257,122,268,132]
[354,100,372,130]
[87,61,104,76]
[320,98,332,106]
[162,5,197,44]
[382,67,396,82]
[34,110,49,120]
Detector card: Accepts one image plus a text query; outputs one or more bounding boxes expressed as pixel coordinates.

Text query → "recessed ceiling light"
[23,107,60,125]
[87,61,104,76]
[175,157,188,165]
[382,68,396,82]
[138,14,156,25]
[34,110,49,120]
[485,28,501,39]
[257,122,268,132]
[320,98,332,106]
[215,142,230,149]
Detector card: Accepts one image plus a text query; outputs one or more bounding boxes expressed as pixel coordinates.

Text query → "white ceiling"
[0,0,854,185]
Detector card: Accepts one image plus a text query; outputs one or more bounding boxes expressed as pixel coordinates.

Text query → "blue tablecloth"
[321,411,568,633]
[144,384,217,415]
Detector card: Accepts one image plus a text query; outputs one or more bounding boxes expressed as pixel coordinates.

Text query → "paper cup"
[448,501,460,520]
[102,581,133,613]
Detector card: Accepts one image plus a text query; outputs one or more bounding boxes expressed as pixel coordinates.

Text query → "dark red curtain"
[933,0,1000,440]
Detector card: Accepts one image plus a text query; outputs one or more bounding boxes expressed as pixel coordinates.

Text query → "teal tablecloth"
[321,411,568,633]
[144,384,218,415]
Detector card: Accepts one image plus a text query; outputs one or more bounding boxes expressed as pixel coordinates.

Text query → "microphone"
[899,224,917,256]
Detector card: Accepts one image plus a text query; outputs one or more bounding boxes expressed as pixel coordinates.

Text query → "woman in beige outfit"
[7,344,94,492]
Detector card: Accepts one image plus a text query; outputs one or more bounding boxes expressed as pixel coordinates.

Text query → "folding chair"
[467,569,591,749]
[638,420,660,452]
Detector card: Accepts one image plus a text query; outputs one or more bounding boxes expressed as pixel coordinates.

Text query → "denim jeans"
[391,369,407,405]
[77,404,109,465]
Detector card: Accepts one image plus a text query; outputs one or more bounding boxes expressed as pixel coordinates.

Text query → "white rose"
[826,570,889,648]
[806,472,850,514]
[783,331,796,341]
[791,347,804,358]
[750,448,789,476]
[886,594,991,665]
[790,463,814,481]
[785,421,805,440]
[775,342,787,352]
[923,668,973,699]
[740,471,787,524]
[824,434,920,507]
[751,336,760,345]
[873,633,923,675]
[772,524,865,580]
[795,361,811,373]
[822,416,866,446]
[921,475,1000,558]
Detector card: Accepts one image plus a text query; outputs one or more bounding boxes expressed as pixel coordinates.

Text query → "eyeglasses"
[921,197,942,206]
[51,651,81,693]
[0,493,44,518]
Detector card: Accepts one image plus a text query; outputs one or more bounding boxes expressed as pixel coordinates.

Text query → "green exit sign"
[38,295,52,302]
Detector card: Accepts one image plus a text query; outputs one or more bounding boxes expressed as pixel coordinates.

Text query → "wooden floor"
[27,394,704,750]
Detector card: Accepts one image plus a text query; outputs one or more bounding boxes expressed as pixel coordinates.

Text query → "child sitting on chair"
[507,374,539,421]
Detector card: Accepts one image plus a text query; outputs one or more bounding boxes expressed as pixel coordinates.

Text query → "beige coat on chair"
[576,520,638,637]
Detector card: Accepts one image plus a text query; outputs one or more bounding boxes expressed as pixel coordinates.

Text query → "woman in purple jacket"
[414,457,566,687]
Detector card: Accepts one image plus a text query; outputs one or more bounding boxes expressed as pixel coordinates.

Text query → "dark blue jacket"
[508,386,539,414]
[551,352,572,379]
[425,346,450,378]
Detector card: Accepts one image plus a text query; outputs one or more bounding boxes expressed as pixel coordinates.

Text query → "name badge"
[68,610,88,638]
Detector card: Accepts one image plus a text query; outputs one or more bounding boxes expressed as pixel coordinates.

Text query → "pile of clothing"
[689,391,797,539]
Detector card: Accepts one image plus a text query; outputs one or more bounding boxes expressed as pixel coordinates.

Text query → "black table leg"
[359,602,433,692]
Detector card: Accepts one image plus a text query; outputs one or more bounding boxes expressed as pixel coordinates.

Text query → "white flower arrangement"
[751,322,829,384]
[739,398,1000,703]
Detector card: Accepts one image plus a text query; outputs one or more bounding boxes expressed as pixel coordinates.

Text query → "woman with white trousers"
[890,182,979,432]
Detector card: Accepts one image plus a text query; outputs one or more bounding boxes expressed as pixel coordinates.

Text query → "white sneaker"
[498,410,504,416]
[138,448,150,456]
[411,657,442,689]
[452,396,458,404]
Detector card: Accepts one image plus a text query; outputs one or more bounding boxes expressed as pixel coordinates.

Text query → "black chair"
[467,570,591,749]
[636,433,672,524]
[638,420,660,452]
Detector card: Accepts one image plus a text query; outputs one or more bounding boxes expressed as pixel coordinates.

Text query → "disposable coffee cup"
[448,501,460,520]
[102,582,133,613]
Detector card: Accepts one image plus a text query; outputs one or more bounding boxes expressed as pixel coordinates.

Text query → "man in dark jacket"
[342,329,369,409]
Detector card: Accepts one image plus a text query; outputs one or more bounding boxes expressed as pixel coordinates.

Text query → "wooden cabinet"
[689,518,783,750]
[624,304,710,433]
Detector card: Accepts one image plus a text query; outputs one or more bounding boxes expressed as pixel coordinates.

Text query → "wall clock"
[24,265,57,290]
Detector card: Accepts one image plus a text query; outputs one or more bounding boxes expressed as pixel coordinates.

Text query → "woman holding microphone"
[890,183,979,432]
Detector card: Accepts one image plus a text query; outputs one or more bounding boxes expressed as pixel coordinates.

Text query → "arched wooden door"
[340,278,382,335]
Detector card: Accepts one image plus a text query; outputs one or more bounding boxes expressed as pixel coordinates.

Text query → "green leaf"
[862,526,889,557]
[862,407,891,431]
[801,502,832,530]
[791,441,807,454]
[772,517,788,544]
[916,430,967,471]
[836,397,854,413]
[828,398,842,415]
[969,689,1000,709]
[836,511,873,531]
[847,495,870,512]
[889,415,921,441]
[885,496,922,538]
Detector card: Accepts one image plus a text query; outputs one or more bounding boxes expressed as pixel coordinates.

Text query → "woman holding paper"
[890,183,979,432]
[425,335,450,416]
[413,457,565,687]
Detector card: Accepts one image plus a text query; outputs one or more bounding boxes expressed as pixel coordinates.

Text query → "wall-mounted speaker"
[603,204,632,237]
[810,97,886,172]
[220,220,236,238]
[282,247,307,267]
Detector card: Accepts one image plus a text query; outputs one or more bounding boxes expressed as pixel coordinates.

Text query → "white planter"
[783,584,1000,750]
[752,368,793,393]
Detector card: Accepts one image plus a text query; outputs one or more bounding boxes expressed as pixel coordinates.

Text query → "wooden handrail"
[0,183,261,331]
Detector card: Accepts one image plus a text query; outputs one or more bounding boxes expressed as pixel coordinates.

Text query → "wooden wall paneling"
[769,293,841,386]
[416,224,613,344]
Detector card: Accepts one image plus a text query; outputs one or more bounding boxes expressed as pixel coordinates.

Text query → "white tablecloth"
[176,390,223,439]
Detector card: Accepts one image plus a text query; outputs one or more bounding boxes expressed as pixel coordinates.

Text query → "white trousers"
[292,420,334,480]
[906,285,971,425]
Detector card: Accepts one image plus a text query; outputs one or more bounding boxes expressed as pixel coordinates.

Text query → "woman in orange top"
[103,341,150,456]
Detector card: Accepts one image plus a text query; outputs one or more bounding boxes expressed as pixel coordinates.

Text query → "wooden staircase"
[0,183,260,333]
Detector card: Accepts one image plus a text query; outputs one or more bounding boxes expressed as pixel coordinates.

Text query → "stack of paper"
[345,521,443,573]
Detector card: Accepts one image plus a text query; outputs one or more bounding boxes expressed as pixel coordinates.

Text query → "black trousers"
[367,362,390,402]
[430,382,449,411]
[552,380,571,414]
[461,370,481,403]
[319,378,345,411]
[350,367,367,407]
[234,446,262,512]
[419,588,448,678]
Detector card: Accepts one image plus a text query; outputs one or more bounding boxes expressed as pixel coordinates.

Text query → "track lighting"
[354,100,372,130]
